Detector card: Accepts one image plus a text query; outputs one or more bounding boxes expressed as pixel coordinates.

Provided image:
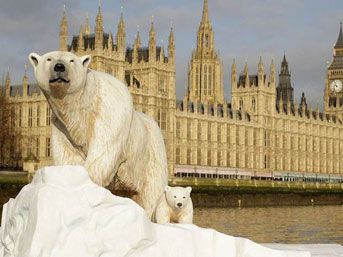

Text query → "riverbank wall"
[1,173,342,208]
[170,177,343,207]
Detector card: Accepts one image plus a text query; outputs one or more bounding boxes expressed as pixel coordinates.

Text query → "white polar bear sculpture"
[28,51,168,220]
[155,186,193,224]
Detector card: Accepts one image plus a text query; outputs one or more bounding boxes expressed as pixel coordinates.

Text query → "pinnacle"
[201,0,209,24]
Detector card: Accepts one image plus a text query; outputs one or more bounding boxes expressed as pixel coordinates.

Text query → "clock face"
[330,80,343,93]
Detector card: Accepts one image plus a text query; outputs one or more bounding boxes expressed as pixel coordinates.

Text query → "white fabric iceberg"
[0,165,311,257]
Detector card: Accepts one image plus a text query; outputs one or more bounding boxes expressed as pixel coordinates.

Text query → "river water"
[194,205,343,244]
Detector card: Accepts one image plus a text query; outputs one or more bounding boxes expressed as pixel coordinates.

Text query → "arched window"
[208,66,212,96]
[28,106,33,127]
[205,34,209,47]
[204,65,208,95]
[239,98,243,110]
[36,106,40,126]
[252,97,256,112]
[195,66,199,95]
[157,110,167,130]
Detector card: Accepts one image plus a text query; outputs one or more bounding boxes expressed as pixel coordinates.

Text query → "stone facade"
[0,70,52,170]
[1,0,343,180]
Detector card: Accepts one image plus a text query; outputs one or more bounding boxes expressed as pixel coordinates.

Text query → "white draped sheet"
[0,166,311,257]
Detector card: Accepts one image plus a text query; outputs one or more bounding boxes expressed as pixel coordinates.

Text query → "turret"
[116,8,126,55]
[95,2,104,50]
[231,59,237,88]
[269,59,276,85]
[159,41,165,62]
[78,25,84,52]
[300,92,307,112]
[168,26,175,63]
[23,65,28,97]
[149,17,156,63]
[244,62,249,88]
[133,29,141,63]
[134,28,141,49]
[59,5,68,51]
[84,13,91,36]
[258,56,264,86]
[5,70,10,97]
[107,32,113,51]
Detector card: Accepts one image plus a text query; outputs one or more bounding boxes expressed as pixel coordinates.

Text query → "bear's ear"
[81,55,91,68]
[28,53,41,68]
[165,185,171,192]
[186,187,192,193]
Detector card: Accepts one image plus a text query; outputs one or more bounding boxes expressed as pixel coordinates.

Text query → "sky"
[0,0,343,109]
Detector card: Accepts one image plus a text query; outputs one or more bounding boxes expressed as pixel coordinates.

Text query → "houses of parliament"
[1,0,343,182]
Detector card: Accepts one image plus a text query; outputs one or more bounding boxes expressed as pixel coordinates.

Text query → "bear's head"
[165,186,192,210]
[28,51,91,99]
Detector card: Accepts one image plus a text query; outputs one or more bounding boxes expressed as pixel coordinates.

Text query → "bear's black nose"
[177,203,182,207]
[54,63,65,72]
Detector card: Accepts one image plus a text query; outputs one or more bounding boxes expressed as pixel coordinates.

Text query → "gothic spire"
[84,13,91,36]
[134,29,141,48]
[280,54,290,76]
[300,92,307,105]
[277,55,293,108]
[23,65,28,96]
[201,0,209,24]
[258,56,264,72]
[5,68,10,82]
[59,5,68,51]
[334,22,343,49]
[269,59,276,84]
[118,6,125,29]
[232,58,237,71]
[149,16,155,35]
[149,16,156,62]
[168,26,175,62]
[5,68,10,97]
[95,0,104,50]
[78,25,84,51]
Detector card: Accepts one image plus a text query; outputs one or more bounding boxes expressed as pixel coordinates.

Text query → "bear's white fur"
[28,51,168,220]
[155,186,193,224]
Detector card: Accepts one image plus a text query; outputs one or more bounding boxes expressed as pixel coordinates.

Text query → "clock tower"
[325,22,343,119]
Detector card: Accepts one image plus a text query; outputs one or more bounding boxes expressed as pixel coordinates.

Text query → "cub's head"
[165,186,192,210]
[28,51,91,99]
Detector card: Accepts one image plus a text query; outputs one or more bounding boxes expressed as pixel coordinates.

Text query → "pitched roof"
[334,22,343,49]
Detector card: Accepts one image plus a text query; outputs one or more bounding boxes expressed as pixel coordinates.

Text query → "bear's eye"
[70,60,74,63]
[174,196,176,198]
[47,58,51,61]
[183,196,186,199]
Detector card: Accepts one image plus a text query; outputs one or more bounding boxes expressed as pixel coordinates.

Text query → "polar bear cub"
[155,186,193,224]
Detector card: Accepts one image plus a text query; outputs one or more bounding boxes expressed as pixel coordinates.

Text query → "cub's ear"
[165,185,171,192]
[81,55,91,68]
[186,186,192,193]
[28,53,41,68]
